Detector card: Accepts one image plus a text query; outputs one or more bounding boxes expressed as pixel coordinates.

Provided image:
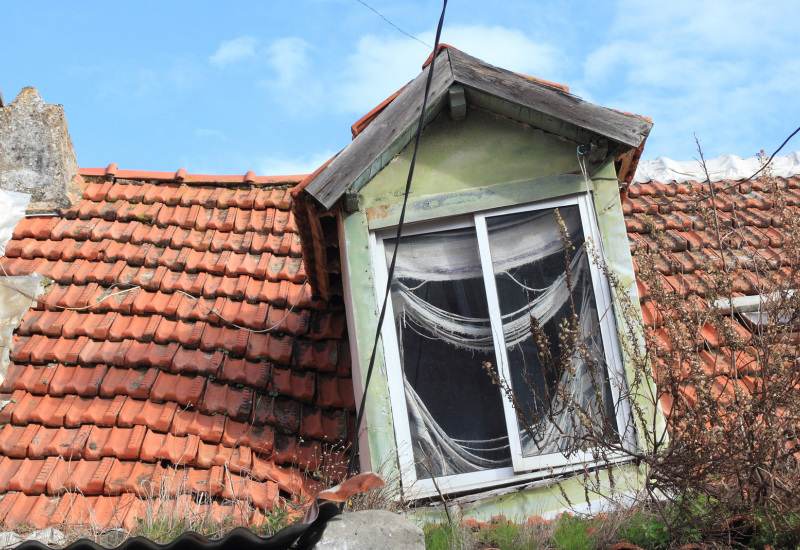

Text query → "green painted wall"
[339,209,400,480]
[339,105,652,520]
[362,108,583,227]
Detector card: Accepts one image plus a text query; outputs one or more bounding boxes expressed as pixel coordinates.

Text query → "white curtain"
[388,208,611,476]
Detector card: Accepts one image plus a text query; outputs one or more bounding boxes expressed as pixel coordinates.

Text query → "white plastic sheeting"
[633,151,800,184]
[0,189,30,257]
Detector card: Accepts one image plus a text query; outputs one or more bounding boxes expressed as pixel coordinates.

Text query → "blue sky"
[3,1,799,176]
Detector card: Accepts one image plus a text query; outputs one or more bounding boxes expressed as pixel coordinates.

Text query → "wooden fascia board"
[304,50,455,210]
[462,87,601,147]
[448,49,652,149]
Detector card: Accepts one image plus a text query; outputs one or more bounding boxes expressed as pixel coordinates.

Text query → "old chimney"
[0,87,82,213]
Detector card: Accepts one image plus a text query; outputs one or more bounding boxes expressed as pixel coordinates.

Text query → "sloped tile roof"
[0,170,354,531]
[623,172,800,412]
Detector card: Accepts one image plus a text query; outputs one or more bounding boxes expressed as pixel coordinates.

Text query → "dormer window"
[372,195,630,495]
[295,47,652,511]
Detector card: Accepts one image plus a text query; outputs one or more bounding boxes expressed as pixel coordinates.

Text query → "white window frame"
[371,193,634,498]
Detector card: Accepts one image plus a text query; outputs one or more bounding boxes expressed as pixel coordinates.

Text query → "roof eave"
[304,47,653,211]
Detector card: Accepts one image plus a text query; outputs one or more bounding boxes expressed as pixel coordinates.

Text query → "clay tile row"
[0,456,282,515]
[13,330,291,366]
[0,385,351,443]
[56,203,299,240]
[0,491,142,530]
[84,180,292,209]
[17,306,309,344]
[12,336,347,392]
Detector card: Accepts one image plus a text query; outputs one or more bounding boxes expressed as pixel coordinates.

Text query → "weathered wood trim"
[304,50,455,210]
[291,191,330,300]
[338,209,402,482]
[304,48,651,211]
[448,48,652,149]
[365,174,588,229]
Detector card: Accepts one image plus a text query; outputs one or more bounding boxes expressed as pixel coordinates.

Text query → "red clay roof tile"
[29,425,93,460]
[48,364,107,397]
[8,364,56,395]
[0,459,25,492]
[84,426,147,461]
[200,325,250,356]
[12,216,58,240]
[317,375,355,410]
[170,347,223,377]
[219,356,269,389]
[1,171,349,521]
[0,492,59,529]
[199,382,253,422]
[246,333,293,364]
[117,399,176,432]
[149,371,206,408]
[48,457,115,495]
[169,409,226,444]
[100,367,158,400]
[0,424,40,458]
[140,431,199,466]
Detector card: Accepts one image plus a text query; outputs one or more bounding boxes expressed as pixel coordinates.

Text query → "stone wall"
[0,87,81,213]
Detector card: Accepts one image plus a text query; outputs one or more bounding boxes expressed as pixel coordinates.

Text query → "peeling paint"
[342,108,651,518]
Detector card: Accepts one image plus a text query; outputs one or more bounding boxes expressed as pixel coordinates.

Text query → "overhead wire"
[354,0,432,49]
[345,0,448,479]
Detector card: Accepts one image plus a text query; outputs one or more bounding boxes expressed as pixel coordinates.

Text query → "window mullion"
[474,212,526,472]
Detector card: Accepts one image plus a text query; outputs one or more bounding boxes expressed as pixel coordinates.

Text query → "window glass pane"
[486,206,618,458]
[386,226,512,479]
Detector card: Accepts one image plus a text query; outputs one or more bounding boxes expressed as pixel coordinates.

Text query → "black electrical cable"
[741,125,800,184]
[355,0,432,49]
[345,0,448,479]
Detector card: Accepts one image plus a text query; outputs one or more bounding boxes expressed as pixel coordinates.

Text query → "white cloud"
[266,37,312,88]
[578,0,800,160]
[259,37,324,115]
[257,149,336,176]
[193,128,227,141]
[333,24,564,115]
[210,36,258,67]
